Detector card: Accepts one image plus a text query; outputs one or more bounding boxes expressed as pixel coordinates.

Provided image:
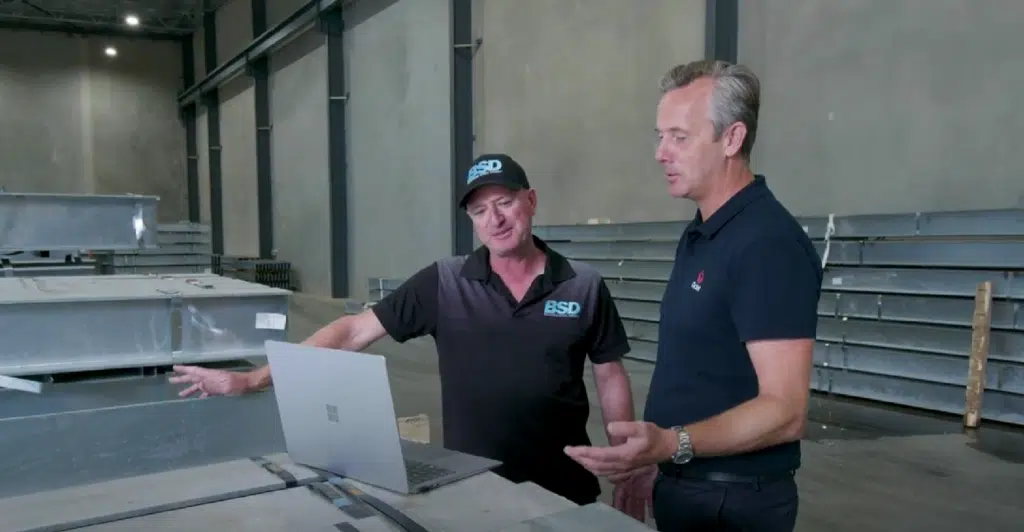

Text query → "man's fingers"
[167,374,197,384]
[178,383,202,397]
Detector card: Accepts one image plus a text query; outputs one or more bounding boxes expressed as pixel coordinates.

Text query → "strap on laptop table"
[300,465,429,532]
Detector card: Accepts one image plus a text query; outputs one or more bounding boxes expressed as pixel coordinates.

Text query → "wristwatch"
[669,425,694,464]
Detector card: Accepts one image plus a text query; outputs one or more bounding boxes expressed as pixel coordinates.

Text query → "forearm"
[682,395,804,458]
[595,366,635,446]
[244,315,372,392]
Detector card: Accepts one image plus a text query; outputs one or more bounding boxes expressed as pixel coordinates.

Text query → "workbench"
[0,452,653,531]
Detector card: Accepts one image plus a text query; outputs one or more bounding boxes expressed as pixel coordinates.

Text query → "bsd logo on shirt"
[544,300,581,318]
[467,159,503,183]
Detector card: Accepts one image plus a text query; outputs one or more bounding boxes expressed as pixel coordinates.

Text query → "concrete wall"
[0,30,186,222]
[740,0,1024,216]
[194,0,1024,296]
[473,0,707,225]
[198,0,452,298]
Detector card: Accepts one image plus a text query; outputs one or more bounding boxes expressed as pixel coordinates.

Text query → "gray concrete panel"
[740,0,1024,216]
[472,0,706,225]
[0,30,186,221]
[0,31,87,194]
[220,78,260,256]
[87,39,188,222]
[270,31,332,295]
[216,0,253,60]
[269,0,311,27]
[345,0,453,299]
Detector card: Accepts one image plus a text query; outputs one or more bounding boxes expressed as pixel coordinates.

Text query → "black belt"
[658,463,795,485]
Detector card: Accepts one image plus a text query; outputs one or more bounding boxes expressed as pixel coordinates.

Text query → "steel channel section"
[0,376,286,499]
[548,239,1024,269]
[0,192,159,252]
[705,0,739,63]
[532,208,1024,241]
[0,275,289,377]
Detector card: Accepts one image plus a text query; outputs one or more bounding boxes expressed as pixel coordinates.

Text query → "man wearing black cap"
[169,153,641,513]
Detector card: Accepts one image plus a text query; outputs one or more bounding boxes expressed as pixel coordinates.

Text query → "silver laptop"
[263,340,501,494]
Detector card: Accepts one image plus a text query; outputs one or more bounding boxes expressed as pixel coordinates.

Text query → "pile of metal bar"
[371,209,1024,427]
[0,192,293,500]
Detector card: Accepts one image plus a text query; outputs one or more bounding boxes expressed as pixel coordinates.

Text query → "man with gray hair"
[564,59,821,531]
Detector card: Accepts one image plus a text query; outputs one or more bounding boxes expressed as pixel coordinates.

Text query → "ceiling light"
[125,14,140,27]
[104,46,118,57]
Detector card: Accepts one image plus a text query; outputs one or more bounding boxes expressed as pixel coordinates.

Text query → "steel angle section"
[607,280,667,303]
[817,316,1024,361]
[581,259,673,282]
[815,343,1024,395]
[814,240,1024,268]
[818,291,1022,331]
[800,209,1024,240]
[533,221,685,242]
[810,365,1024,426]
[549,240,677,261]
[0,192,159,252]
[822,267,1023,299]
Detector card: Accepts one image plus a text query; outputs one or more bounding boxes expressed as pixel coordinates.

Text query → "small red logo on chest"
[691,270,704,292]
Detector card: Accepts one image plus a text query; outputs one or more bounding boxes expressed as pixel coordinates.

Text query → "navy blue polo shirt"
[643,175,822,475]
[371,236,631,504]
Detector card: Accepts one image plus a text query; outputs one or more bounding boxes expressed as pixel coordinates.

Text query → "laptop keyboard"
[404,460,454,485]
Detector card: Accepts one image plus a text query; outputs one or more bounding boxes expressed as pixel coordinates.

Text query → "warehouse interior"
[1,0,1023,530]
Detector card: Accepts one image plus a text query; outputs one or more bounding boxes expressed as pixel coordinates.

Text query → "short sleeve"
[371,263,440,342]
[728,236,822,342]
[584,279,632,364]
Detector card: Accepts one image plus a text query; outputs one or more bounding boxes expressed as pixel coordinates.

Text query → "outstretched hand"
[564,421,674,478]
[168,365,250,398]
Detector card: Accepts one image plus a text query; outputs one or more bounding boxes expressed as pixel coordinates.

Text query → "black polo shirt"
[371,236,631,503]
[643,175,822,476]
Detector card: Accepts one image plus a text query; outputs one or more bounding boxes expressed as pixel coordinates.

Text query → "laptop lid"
[263,340,412,493]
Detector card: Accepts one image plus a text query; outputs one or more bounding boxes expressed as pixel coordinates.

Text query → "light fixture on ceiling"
[125,14,140,27]
[104,46,118,57]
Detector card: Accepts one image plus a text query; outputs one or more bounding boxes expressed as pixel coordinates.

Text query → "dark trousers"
[651,471,799,531]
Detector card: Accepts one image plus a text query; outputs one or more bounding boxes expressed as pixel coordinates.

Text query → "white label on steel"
[255,312,287,330]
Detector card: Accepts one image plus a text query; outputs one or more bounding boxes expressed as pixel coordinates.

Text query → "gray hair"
[659,60,760,158]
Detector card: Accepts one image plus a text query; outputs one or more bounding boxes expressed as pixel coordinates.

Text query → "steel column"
[252,0,274,259]
[182,38,201,223]
[705,0,739,63]
[203,2,225,255]
[324,9,349,298]
[451,0,476,255]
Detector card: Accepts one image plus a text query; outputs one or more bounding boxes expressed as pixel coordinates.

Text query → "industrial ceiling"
[0,0,232,38]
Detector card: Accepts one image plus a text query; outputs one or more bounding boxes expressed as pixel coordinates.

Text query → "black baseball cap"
[458,153,531,208]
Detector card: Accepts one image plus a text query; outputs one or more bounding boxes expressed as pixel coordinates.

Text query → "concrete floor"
[285,293,1024,531]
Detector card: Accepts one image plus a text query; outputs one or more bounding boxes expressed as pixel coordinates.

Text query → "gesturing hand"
[168,365,250,398]
[563,421,675,477]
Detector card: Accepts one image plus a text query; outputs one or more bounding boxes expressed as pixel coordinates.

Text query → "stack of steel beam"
[0,192,291,499]
[95,222,214,275]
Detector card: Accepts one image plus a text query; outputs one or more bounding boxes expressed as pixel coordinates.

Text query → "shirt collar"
[460,235,576,284]
[686,174,773,239]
